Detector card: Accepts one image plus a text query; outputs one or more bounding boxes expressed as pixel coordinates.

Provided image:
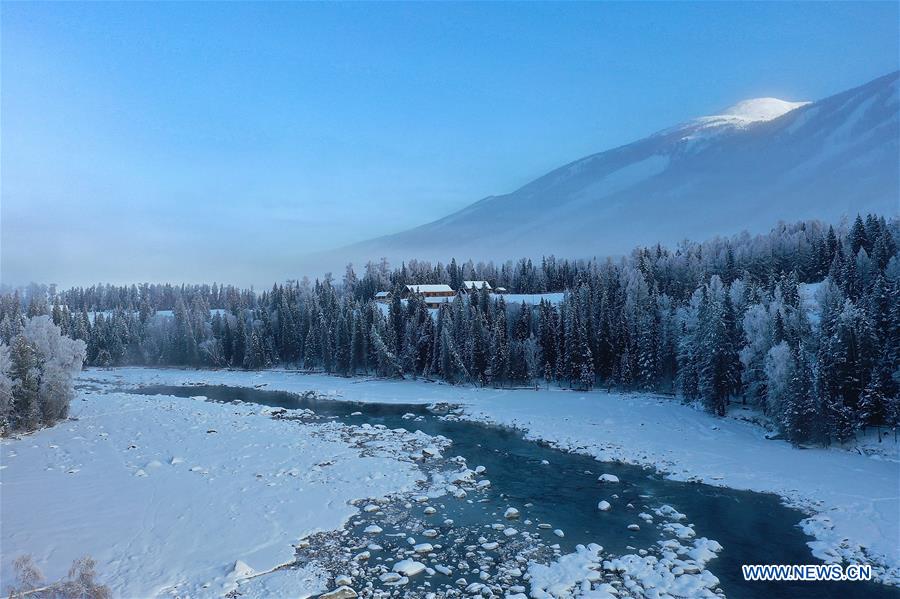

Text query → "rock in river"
[319,587,357,599]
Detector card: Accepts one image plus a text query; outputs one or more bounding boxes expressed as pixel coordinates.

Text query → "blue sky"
[2,2,898,287]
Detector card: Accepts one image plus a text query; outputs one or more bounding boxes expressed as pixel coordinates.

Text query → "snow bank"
[0,385,424,596]
[78,368,900,583]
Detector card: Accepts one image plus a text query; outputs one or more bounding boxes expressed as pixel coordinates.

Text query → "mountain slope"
[331,72,899,268]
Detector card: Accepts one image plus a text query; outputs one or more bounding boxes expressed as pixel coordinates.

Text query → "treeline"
[17,254,600,314]
[1,214,897,445]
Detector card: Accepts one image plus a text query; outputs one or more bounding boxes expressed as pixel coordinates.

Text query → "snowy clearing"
[0,383,427,596]
[77,367,900,585]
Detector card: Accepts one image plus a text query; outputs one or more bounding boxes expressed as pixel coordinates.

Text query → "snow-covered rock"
[527,543,604,599]
[320,587,357,599]
[392,559,426,577]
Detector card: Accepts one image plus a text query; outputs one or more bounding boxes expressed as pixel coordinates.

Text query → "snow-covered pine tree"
[8,334,41,431]
[523,335,542,390]
[471,311,487,385]
[765,341,796,425]
[369,323,403,379]
[822,391,856,446]
[699,276,738,416]
[783,348,818,445]
[850,214,869,256]
[490,306,508,386]
[0,344,11,433]
[676,287,703,401]
[857,367,888,431]
[350,312,367,375]
[334,309,351,376]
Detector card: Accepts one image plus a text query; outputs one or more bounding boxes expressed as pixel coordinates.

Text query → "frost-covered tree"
[8,334,42,430]
[489,303,509,386]
[676,288,703,401]
[22,316,88,424]
[2,316,86,433]
[698,277,739,415]
[783,349,818,445]
[823,391,856,446]
[764,341,795,425]
[857,368,888,430]
[523,335,543,389]
[350,312,368,375]
[0,344,13,433]
[370,324,403,379]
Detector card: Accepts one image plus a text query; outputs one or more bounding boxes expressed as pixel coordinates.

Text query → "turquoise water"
[132,384,898,599]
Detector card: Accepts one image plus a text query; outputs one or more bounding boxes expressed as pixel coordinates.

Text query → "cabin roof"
[405,284,454,293]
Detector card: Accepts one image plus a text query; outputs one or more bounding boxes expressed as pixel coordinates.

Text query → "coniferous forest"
[2,214,897,445]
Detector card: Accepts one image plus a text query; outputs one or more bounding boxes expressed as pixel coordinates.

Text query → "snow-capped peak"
[680,97,811,138]
[670,97,811,140]
[716,97,809,122]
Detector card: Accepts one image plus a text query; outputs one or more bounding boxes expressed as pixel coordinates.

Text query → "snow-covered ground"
[3,367,897,595]
[0,381,433,596]
[71,367,900,586]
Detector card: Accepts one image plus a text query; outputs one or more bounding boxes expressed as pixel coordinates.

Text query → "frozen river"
[134,384,897,599]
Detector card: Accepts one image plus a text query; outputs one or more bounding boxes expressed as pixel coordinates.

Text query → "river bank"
[87,367,900,585]
[2,367,897,597]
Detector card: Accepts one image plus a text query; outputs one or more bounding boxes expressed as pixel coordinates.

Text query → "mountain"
[325,72,899,269]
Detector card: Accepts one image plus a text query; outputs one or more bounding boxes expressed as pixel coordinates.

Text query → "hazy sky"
[3,2,898,287]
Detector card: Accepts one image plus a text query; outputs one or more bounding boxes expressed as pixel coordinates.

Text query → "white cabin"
[403,284,456,308]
